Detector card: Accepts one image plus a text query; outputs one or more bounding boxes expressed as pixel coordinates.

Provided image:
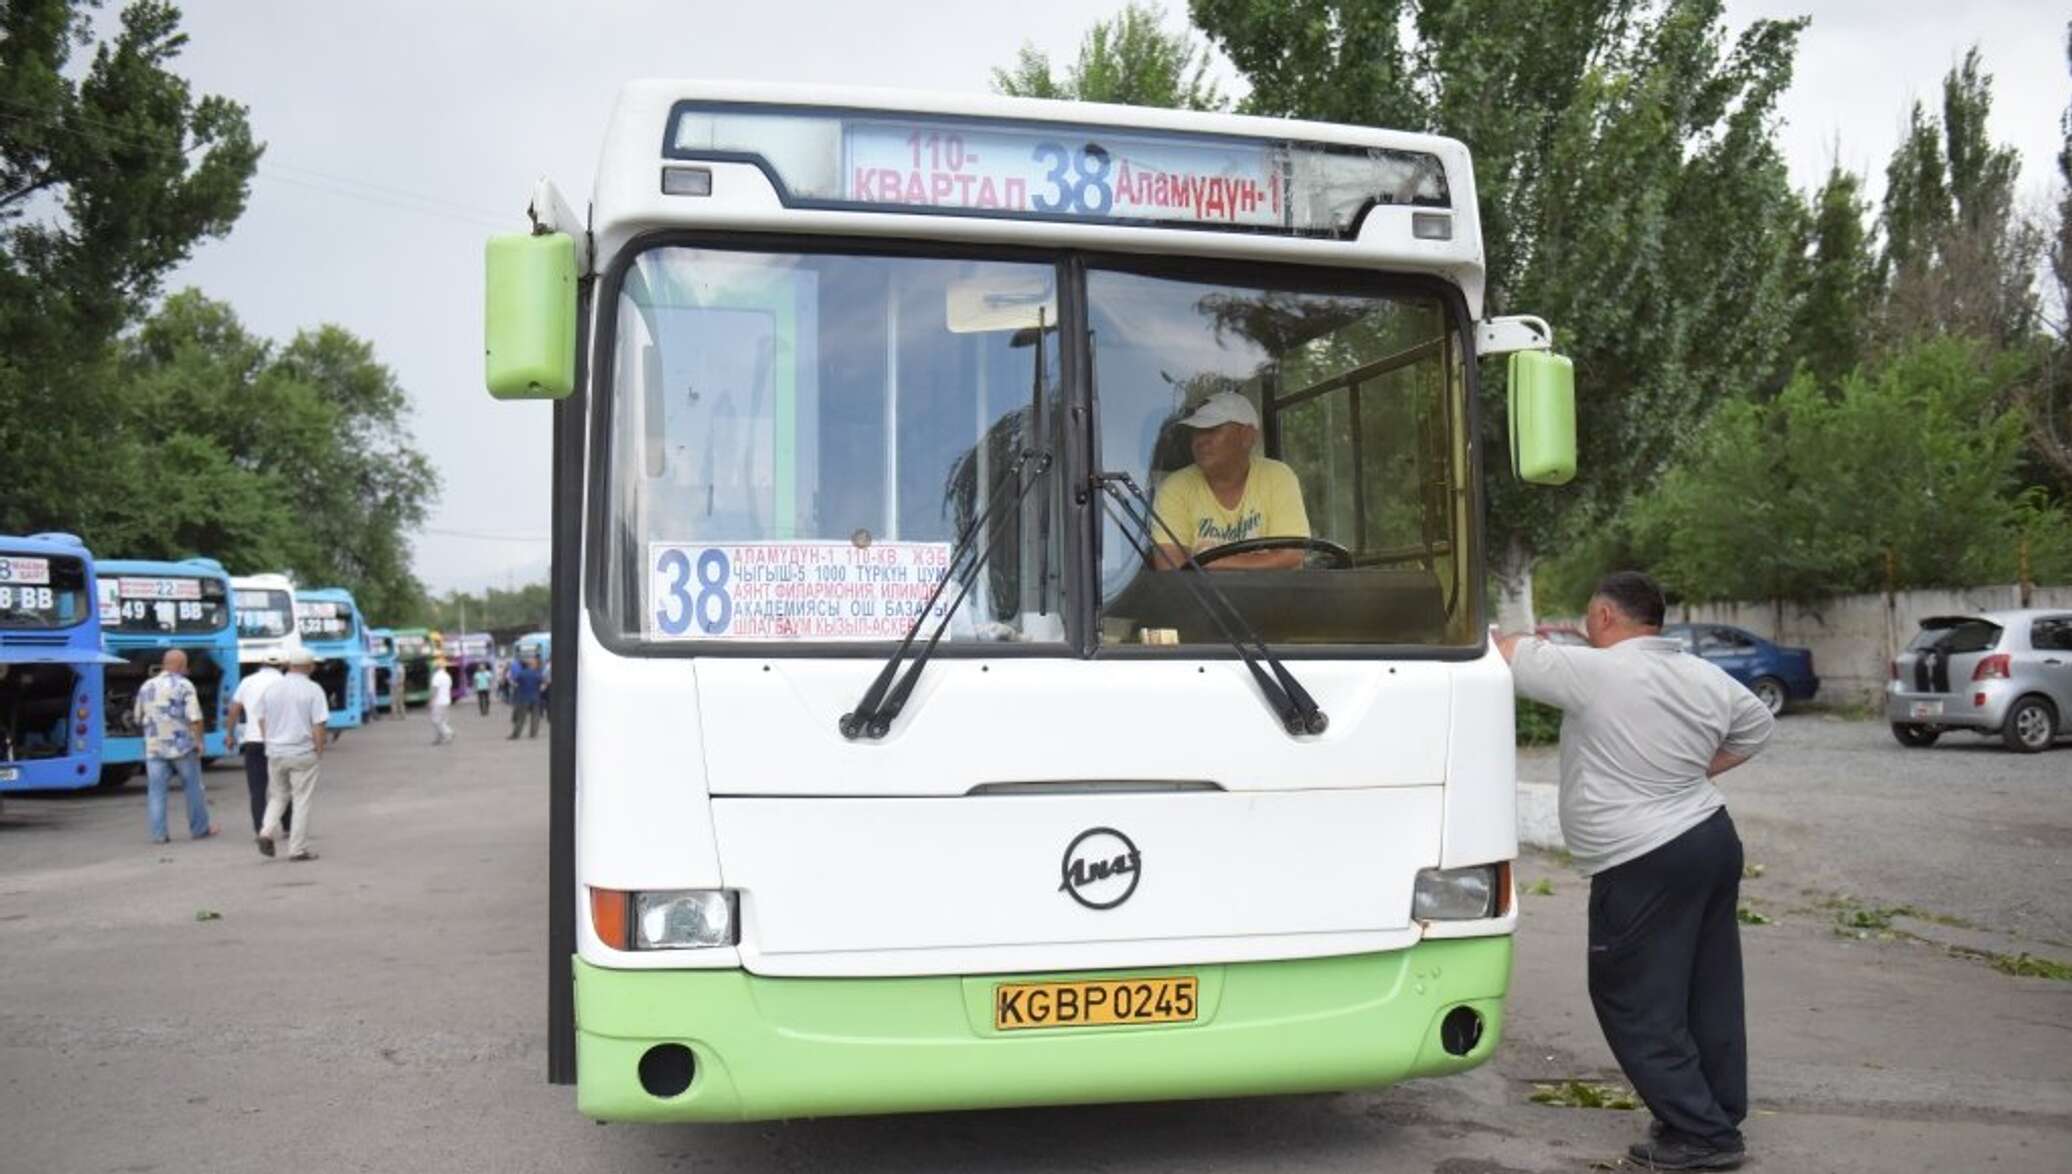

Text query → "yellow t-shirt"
[1148,458,1311,553]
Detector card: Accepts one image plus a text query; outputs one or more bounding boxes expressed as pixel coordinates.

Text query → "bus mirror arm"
[839,450,1053,740]
[1092,473,1328,737]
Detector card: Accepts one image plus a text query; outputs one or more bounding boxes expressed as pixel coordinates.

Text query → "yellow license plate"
[993,976,1198,1031]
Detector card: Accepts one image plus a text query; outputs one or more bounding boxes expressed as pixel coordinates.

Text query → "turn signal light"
[1972,654,2011,681]
[590,887,631,951]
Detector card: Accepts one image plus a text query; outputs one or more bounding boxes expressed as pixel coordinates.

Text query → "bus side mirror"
[485,233,577,400]
[1508,350,1576,486]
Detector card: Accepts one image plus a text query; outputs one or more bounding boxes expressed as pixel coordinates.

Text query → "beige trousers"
[261,753,320,857]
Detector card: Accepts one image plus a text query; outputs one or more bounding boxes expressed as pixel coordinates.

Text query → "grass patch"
[1524,878,1556,897]
[1832,903,1919,934]
[1987,952,2072,981]
[194,909,221,922]
[1742,862,1766,880]
[1736,905,1771,926]
[1529,1080,1640,1111]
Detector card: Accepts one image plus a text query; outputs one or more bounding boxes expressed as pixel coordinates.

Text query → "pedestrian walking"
[133,649,217,844]
[506,654,545,740]
[257,647,329,861]
[472,664,494,717]
[1498,572,1774,1171]
[224,649,288,835]
[428,660,454,745]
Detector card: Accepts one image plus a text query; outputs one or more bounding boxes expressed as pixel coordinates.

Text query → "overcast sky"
[158,1,2067,595]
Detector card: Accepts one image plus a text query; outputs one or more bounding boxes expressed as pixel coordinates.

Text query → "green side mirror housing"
[1508,350,1576,486]
[485,232,577,400]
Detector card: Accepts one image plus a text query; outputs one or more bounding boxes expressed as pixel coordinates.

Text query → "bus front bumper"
[573,934,1511,1122]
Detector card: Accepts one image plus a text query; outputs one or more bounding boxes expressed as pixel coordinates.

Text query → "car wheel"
[95,764,138,789]
[2002,696,2058,754]
[1891,723,1940,748]
[1752,676,1787,716]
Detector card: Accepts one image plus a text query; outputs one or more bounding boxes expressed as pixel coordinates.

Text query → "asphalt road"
[1,712,2067,1173]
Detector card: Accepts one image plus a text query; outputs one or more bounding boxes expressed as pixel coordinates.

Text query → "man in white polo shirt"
[257,647,330,862]
[1499,571,1774,1172]
[225,649,285,835]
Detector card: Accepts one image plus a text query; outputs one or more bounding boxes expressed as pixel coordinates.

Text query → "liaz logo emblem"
[1059,827,1142,910]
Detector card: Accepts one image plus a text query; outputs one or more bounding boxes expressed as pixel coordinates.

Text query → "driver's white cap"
[1178,391,1260,430]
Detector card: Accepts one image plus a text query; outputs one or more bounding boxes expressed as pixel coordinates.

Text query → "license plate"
[1911,701,1944,718]
[993,976,1198,1032]
[0,767,17,782]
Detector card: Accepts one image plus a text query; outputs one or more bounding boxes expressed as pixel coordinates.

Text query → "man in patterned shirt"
[133,649,217,844]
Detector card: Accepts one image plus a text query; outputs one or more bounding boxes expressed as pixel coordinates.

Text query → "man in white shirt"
[257,648,330,862]
[225,649,285,834]
[428,660,454,746]
[1498,572,1774,1172]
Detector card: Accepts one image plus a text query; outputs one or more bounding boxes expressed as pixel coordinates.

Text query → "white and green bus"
[486,82,1575,1123]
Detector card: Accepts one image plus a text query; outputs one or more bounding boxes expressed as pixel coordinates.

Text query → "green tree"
[0,0,261,538]
[1629,338,2072,601]
[1784,166,1878,390]
[994,2,1227,110]
[2034,23,2072,493]
[1187,0,1805,626]
[426,582,551,633]
[87,291,439,622]
[1877,47,2041,350]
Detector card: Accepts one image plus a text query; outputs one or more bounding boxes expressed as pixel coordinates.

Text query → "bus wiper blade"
[1092,471,1328,737]
[839,450,1054,740]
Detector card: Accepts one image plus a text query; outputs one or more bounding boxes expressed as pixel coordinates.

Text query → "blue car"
[1661,623,1819,715]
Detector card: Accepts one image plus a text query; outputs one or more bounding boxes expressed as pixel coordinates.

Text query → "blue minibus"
[1,533,119,793]
[368,626,399,713]
[95,557,239,780]
[295,588,368,732]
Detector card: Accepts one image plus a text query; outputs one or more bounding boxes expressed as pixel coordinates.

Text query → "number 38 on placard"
[654,547,733,637]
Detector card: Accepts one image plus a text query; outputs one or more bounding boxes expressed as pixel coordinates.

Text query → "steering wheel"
[1192,536,1353,570]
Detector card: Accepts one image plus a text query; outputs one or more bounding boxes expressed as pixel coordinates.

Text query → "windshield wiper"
[840,449,1055,740]
[1091,471,1328,737]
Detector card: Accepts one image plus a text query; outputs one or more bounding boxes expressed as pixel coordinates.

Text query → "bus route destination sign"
[295,601,352,641]
[98,577,208,629]
[648,541,952,641]
[844,120,1283,229]
[0,556,51,585]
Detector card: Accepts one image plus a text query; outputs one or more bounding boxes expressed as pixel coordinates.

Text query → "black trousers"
[509,702,542,739]
[1588,807,1746,1148]
[239,743,288,834]
[477,691,491,716]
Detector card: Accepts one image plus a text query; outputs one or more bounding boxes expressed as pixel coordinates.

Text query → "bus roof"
[2,532,95,558]
[97,558,231,583]
[584,81,1489,315]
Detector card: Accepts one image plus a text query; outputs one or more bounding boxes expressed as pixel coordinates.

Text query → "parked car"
[1660,623,1819,715]
[1887,610,2072,753]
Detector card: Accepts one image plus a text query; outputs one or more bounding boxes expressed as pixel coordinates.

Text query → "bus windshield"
[599,244,1475,652]
[235,589,294,639]
[603,245,1065,646]
[102,575,231,635]
[0,554,90,629]
[296,600,357,643]
[1089,266,1473,647]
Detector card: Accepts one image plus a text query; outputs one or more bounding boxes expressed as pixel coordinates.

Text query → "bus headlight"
[637,890,736,949]
[1412,865,1503,921]
[590,887,738,950]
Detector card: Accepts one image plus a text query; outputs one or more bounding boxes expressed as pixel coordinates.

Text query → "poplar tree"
[1184,0,1807,626]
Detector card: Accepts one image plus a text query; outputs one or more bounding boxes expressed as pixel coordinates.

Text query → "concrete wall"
[1553,584,2072,707]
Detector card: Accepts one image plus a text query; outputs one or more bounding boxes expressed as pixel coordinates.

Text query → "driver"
[1149,391,1311,571]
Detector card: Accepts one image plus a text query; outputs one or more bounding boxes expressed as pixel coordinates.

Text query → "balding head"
[161,649,188,675]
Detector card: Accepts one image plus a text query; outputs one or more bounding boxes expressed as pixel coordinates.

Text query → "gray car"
[1887,610,2072,752]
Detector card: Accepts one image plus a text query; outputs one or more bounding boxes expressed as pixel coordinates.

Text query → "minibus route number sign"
[648,540,953,641]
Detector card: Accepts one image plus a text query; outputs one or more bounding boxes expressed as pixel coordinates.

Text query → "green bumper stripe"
[574,936,1512,1122]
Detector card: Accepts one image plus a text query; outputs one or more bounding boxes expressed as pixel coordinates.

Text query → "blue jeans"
[146,753,212,841]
